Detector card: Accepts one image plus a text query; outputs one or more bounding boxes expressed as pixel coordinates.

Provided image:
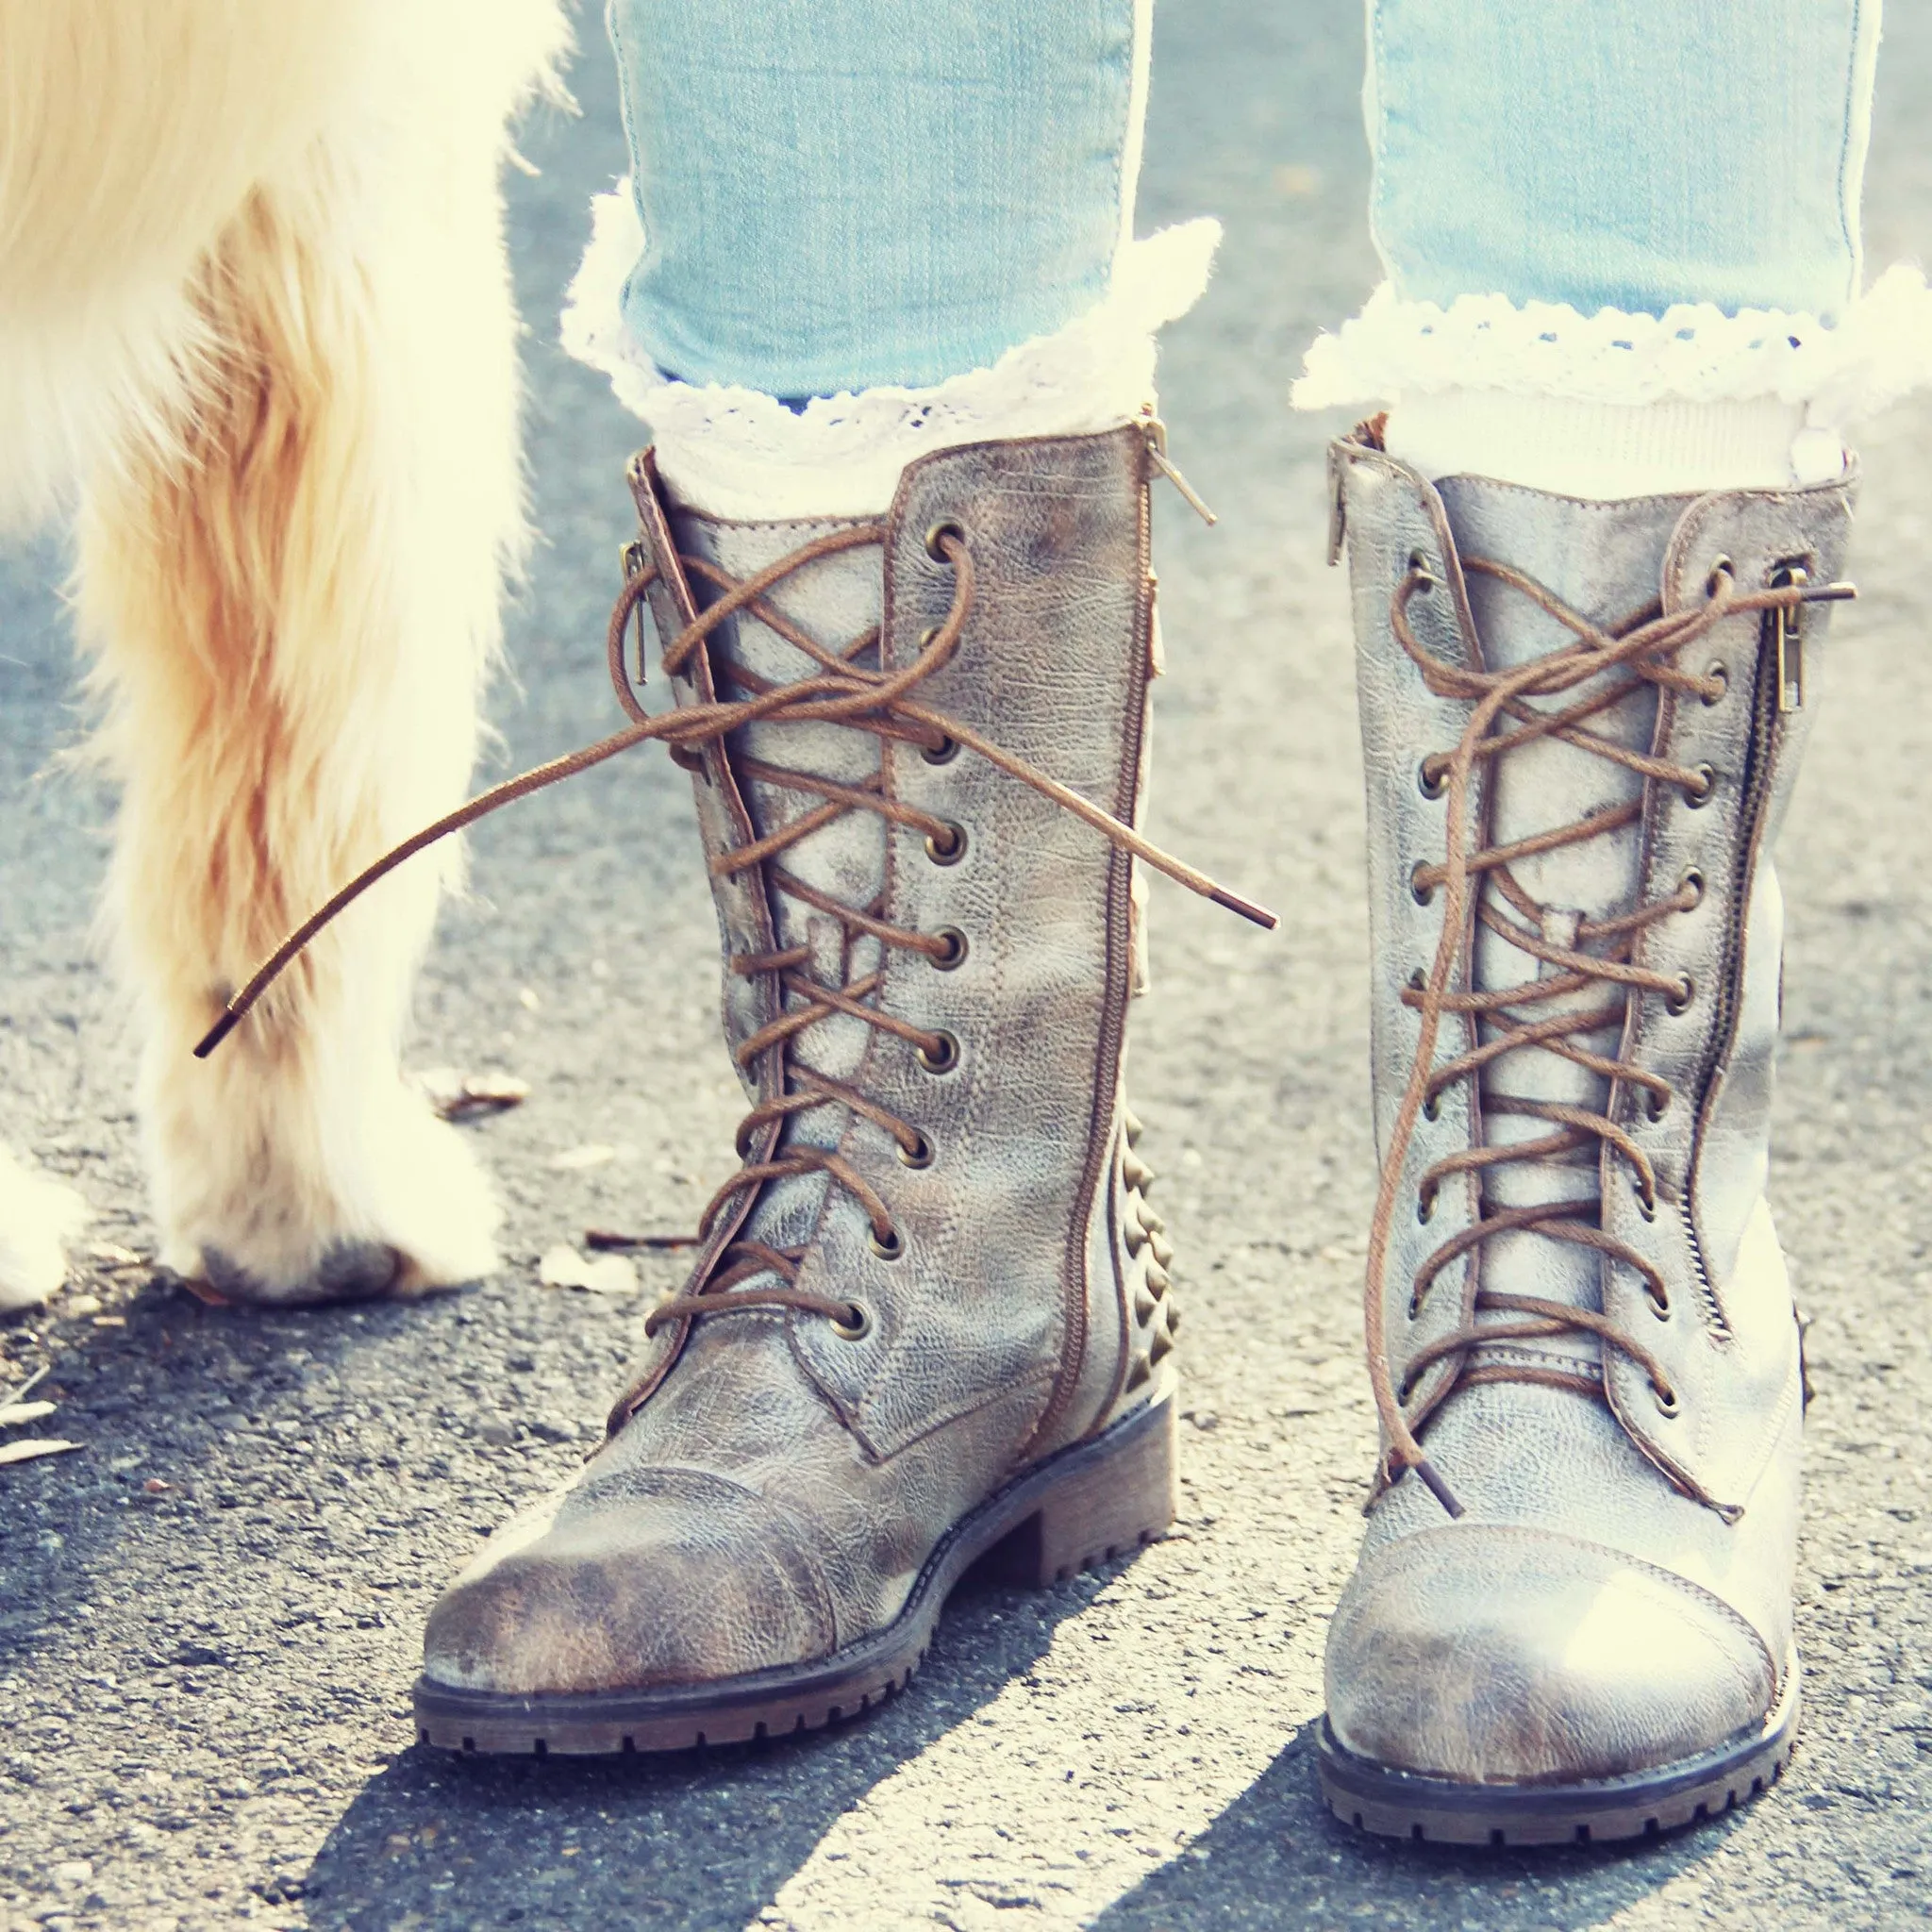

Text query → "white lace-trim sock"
[1297,270,1932,497]
[561,180,1220,519]
[1383,392,1836,497]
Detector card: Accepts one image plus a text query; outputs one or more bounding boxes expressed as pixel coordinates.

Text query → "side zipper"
[1683,568,1804,1335]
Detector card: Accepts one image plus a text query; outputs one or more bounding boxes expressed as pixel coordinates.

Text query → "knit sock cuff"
[1382,392,1842,498]
[1294,270,1932,434]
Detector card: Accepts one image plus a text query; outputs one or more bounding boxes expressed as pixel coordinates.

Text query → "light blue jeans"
[607,0,1145,395]
[1369,0,1883,325]
[606,0,1884,397]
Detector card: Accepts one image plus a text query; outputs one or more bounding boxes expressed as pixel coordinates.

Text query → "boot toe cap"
[1324,1524,1777,1786]
[422,1468,838,1697]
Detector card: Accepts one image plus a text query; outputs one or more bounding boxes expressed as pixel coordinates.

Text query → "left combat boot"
[1317,421,1855,1843]
[412,424,1243,1752]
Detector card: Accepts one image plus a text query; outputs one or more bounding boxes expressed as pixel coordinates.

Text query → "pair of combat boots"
[400,416,1853,1847]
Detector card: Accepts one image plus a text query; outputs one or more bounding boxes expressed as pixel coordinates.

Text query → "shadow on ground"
[300,1565,1120,1930]
[302,1704,1746,1932]
[1091,1718,1742,1932]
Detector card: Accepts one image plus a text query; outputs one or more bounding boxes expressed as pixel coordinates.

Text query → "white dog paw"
[161,1088,502,1308]
[0,1146,89,1312]
[344,1096,505,1298]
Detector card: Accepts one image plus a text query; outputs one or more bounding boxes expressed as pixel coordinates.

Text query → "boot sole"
[412,1394,1176,1757]
[1316,1665,1800,1846]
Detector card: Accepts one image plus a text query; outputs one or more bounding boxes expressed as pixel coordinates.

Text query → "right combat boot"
[1317,420,1856,1844]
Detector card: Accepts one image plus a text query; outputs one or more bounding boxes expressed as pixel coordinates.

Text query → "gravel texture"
[3,4,1929,1926]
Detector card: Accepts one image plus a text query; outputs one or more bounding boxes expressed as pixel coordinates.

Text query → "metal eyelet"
[916,1030,960,1074]
[868,1227,904,1262]
[1667,973,1696,1016]
[921,733,960,766]
[929,926,969,970]
[924,519,967,562]
[1409,860,1435,907]
[1653,1383,1680,1418]
[896,1130,934,1170]
[1702,661,1729,707]
[1684,764,1717,808]
[1679,866,1706,908]
[1417,758,1447,801]
[924,821,968,866]
[832,1301,874,1341]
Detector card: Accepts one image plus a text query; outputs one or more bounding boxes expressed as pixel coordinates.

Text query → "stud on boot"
[1317,422,1855,1844]
[410,425,1255,1754]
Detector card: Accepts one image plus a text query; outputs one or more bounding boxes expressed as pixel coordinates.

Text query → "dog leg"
[75,103,532,1305]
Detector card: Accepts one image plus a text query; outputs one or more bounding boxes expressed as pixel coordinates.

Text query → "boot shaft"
[619,425,1174,1457]
[1332,424,1855,1514]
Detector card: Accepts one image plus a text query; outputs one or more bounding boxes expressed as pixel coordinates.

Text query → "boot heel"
[979,1400,1177,1589]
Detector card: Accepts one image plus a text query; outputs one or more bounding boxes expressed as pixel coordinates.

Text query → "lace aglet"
[1208,885,1279,931]
[1411,1456,1465,1520]
[585,1228,699,1252]
[193,1008,242,1059]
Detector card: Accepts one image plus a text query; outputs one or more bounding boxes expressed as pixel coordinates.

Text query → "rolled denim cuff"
[1293,268,1932,431]
[562,182,1219,518]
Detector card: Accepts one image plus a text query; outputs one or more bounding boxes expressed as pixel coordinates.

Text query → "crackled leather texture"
[424,428,1179,1698]
[1325,430,1853,1785]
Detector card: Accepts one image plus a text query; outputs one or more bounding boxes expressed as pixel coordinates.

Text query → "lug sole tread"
[1315,1691,1800,1847]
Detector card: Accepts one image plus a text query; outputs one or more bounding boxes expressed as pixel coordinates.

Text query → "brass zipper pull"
[1771,563,1807,712]
[1765,566,1857,713]
[1326,439,1348,565]
[1141,415,1218,525]
[620,539,651,690]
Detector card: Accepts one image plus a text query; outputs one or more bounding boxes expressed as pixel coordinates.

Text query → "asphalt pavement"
[3,3,1930,1926]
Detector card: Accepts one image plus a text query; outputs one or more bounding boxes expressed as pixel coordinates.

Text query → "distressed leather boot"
[415,425,1212,1753]
[1317,422,1855,1843]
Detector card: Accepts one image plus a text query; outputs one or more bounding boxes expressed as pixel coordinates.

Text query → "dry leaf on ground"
[0,1439,81,1468]
[416,1067,530,1123]
[537,1243,639,1295]
[548,1143,619,1171]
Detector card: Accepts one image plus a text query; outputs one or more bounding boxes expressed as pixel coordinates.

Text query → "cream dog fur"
[0,0,570,1308]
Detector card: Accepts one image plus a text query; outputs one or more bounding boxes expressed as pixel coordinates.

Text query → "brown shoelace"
[1371,551,1851,1520]
[194,511,1274,1340]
